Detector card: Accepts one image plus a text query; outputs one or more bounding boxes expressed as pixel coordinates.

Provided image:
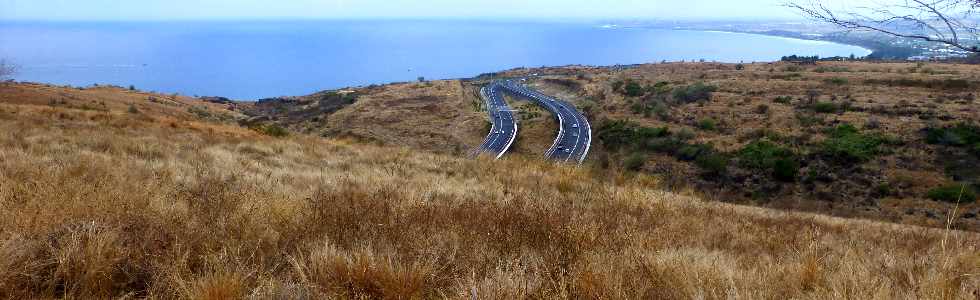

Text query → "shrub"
[636,126,670,139]
[676,144,713,161]
[697,118,717,131]
[597,119,637,150]
[824,77,849,86]
[643,137,682,153]
[927,184,977,203]
[262,124,290,138]
[774,96,792,104]
[814,66,850,73]
[819,124,884,163]
[611,80,625,92]
[772,158,800,182]
[811,102,839,113]
[672,82,717,103]
[675,128,696,141]
[624,153,646,171]
[755,104,770,114]
[696,152,730,175]
[127,104,140,114]
[737,140,799,181]
[925,123,980,147]
[735,63,745,70]
[623,81,644,97]
[128,85,136,91]
[783,65,803,72]
[648,81,671,95]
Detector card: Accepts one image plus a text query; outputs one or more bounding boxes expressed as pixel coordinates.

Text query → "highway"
[474,81,518,159]
[497,79,591,164]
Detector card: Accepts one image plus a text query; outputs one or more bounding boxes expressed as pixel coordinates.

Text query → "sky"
[0,0,804,21]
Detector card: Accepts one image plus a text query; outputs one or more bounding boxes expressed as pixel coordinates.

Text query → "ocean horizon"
[0,20,871,99]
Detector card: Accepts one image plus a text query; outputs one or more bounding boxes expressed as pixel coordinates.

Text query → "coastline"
[672,28,875,58]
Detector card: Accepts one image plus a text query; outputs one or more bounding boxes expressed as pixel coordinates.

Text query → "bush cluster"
[925,123,980,156]
[597,120,728,175]
[819,124,886,164]
[927,184,977,203]
[672,82,717,103]
[737,140,799,182]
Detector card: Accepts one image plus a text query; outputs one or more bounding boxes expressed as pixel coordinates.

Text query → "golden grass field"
[0,82,979,298]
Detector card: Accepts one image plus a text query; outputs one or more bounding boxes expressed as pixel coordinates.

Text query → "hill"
[0,81,978,298]
[245,61,980,231]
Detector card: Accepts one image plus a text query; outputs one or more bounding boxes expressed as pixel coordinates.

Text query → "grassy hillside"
[1,82,978,298]
[245,62,980,231]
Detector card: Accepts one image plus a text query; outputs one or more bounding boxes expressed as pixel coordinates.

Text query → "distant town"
[605,20,975,61]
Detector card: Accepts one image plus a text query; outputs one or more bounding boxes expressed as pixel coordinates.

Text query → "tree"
[787,0,980,53]
[0,59,15,82]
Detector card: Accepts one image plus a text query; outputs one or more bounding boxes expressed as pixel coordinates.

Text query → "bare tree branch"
[786,0,980,53]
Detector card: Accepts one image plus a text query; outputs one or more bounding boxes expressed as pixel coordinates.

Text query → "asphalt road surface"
[475,81,518,159]
[498,80,591,164]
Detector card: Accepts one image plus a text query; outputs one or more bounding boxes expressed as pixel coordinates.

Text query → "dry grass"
[0,90,978,298]
[319,80,487,155]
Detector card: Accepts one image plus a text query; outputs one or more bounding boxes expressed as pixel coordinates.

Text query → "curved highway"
[498,79,591,164]
[474,82,518,159]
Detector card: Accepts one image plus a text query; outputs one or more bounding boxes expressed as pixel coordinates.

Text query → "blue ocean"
[0,20,869,99]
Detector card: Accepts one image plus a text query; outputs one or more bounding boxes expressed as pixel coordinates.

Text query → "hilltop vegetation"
[0,82,978,298]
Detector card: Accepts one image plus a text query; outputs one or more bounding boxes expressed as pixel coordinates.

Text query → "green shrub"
[262,124,290,138]
[636,126,670,139]
[819,124,884,163]
[127,104,140,114]
[772,158,800,182]
[925,123,980,146]
[675,128,696,141]
[624,153,646,171]
[643,137,682,153]
[774,96,792,104]
[623,81,645,97]
[611,80,625,92]
[926,184,977,203]
[824,77,849,85]
[814,66,850,73]
[737,140,799,181]
[811,102,839,113]
[672,82,717,103]
[696,152,730,175]
[597,119,637,150]
[676,144,714,161]
[735,63,745,70]
[698,118,717,131]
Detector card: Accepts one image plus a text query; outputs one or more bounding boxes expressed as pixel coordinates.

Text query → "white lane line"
[475,86,496,156]
[481,86,503,156]
[578,112,592,164]
[562,104,582,163]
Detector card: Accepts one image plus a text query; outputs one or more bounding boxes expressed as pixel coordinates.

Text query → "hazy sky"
[0,0,802,21]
